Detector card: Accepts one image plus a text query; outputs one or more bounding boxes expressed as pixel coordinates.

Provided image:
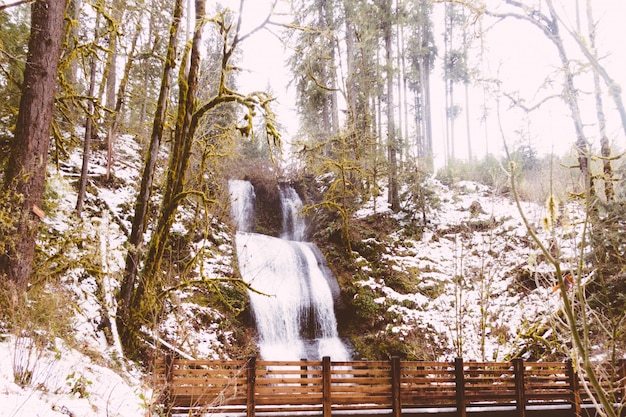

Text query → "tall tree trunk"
[76,14,101,216]
[117,0,184,353]
[324,0,339,135]
[585,0,613,201]
[0,0,68,288]
[344,5,357,134]
[413,0,434,171]
[383,0,399,212]
[462,10,472,161]
[443,2,451,165]
[138,2,159,140]
[544,0,590,186]
[400,23,410,162]
[105,20,141,176]
[121,0,207,357]
[105,2,123,179]
[395,1,404,160]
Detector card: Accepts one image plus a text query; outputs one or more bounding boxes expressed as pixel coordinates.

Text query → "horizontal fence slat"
[158,357,624,415]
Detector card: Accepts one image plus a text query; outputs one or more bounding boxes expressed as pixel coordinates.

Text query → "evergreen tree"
[0,0,68,288]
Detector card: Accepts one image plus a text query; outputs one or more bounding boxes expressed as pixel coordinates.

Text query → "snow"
[0,335,149,417]
[1,133,237,415]
[0,129,598,414]
[353,177,587,361]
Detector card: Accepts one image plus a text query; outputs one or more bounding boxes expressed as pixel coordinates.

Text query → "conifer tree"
[0,0,68,288]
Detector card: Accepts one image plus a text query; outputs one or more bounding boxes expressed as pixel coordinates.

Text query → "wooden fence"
[154,356,626,417]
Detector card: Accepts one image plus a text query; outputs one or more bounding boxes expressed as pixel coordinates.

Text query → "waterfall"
[229,181,351,361]
[279,184,306,241]
[229,180,256,232]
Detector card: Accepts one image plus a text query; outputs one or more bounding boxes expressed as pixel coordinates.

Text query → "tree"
[0,5,30,167]
[482,0,590,186]
[117,0,185,348]
[0,0,68,288]
[290,0,340,153]
[380,0,400,212]
[75,11,101,216]
[118,1,281,356]
[583,0,614,202]
[406,0,436,170]
[507,159,623,417]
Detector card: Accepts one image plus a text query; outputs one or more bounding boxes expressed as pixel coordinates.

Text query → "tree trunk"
[544,0,590,187]
[383,0,400,212]
[0,0,68,288]
[585,0,613,201]
[76,14,101,216]
[117,0,184,353]
[415,0,434,171]
[120,0,207,356]
[105,0,123,180]
[105,20,141,176]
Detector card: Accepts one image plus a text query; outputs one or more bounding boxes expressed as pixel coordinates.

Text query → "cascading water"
[279,184,306,241]
[229,180,351,361]
[229,180,256,232]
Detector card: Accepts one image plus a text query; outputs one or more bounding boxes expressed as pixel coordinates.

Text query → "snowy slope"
[0,335,149,417]
[1,134,234,416]
[352,178,584,361]
[0,132,588,414]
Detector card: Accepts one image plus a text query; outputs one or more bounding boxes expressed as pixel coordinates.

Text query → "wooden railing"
[154,356,626,417]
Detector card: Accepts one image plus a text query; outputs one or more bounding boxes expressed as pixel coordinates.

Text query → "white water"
[229,179,256,232]
[229,181,351,361]
[279,184,307,241]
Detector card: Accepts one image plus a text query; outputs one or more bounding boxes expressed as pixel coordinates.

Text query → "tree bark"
[383,0,400,212]
[585,0,613,201]
[117,0,184,352]
[76,13,101,217]
[0,0,68,288]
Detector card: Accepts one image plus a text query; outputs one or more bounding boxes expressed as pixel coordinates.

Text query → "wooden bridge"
[154,356,626,417]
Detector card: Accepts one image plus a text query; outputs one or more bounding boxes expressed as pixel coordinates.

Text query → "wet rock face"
[249,179,282,237]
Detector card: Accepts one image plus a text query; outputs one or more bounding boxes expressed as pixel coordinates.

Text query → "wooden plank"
[254,386,322,393]
[257,360,323,367]
[255,396,324,405]
[246,356,256,417]
[391,356,401,417]
[455,357,466,417]
[159,357,604,415]
[322,357,331,417]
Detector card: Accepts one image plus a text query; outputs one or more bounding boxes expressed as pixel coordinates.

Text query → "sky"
[216,0,626,171]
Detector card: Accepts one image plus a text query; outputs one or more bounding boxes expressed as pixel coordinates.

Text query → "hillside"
[0,134,594,416]
[338,178,582,361]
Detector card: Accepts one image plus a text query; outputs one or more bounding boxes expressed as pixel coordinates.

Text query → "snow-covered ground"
[0,335,149,417]
[0,132,594,415]
[353,178,585,361]
[1,134,233,416]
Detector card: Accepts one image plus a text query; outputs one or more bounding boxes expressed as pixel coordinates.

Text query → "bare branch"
[503,91,561,113]
[0,0,33,11]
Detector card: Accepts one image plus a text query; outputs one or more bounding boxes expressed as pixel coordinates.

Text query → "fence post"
[566,359,581,417]
[391,356,402,417]
[301,358,308,387]
[323,356,331,417]
[455,357,466,417]
[164,353,174,417]
[246,356,256,417]
[619,359,626,403]
[513,358,526,417]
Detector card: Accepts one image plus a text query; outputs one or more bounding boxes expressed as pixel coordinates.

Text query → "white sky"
[219,0,626,169]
